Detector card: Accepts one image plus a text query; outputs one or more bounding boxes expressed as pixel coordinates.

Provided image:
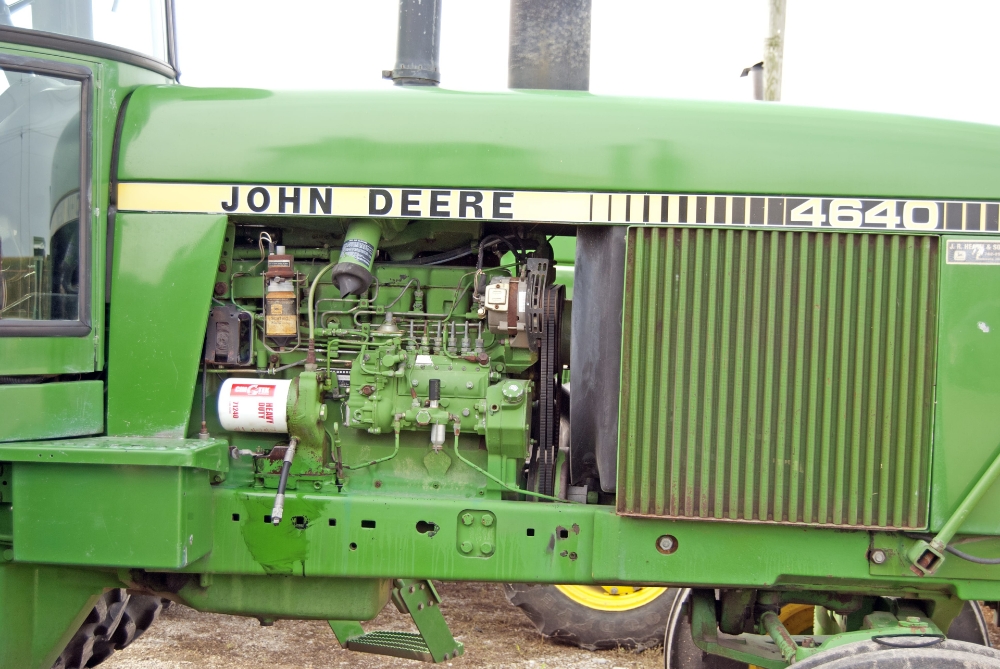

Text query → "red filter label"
[230,383,276,397]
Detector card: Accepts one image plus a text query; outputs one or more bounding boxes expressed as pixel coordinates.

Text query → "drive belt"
[536,285,563,498]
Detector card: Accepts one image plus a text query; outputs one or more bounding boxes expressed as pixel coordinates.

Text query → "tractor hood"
[118,85,1000,200]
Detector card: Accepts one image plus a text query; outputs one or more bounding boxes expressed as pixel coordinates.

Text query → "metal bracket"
[328,579,464,663]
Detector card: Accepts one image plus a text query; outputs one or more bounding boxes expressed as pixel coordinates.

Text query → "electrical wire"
[903,532,1000,565]
[945,544,1000,565]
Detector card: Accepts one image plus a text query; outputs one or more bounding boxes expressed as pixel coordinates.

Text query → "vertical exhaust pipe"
[383,0,442,86]
[508,0,591,91]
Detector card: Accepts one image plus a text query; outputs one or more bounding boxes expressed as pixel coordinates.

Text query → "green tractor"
[3,2,1000,668]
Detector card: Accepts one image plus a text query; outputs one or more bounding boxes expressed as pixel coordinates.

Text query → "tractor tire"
[52,589,169,669]
[792,638,1000,668]
[504,582,674,651]
[664,589,991,668]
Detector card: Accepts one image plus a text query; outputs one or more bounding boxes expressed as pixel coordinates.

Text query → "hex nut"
[461,513,474,525]
[870,549,888,565]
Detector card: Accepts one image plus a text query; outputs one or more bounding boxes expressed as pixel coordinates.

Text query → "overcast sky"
[174,1,1000,126]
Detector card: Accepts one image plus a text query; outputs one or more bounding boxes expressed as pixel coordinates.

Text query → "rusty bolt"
[870,549,888,565]
[460,541,473,553]
[374,480,382,488]
[218,262,227,273]
[360,385,375,396]
[417,603,424,611]
[481,514,494,527]
[409,586,415,593]
[568,552,577,560]
[480,542,494,555]
[461,513,474,525]
[269,354,280,364]
[213,281,227,296]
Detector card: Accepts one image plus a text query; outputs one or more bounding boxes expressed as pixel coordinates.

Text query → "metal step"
[346,631,436,662]
[329,579,464,663]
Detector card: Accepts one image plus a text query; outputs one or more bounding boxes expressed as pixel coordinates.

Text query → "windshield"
[0,0,168,63]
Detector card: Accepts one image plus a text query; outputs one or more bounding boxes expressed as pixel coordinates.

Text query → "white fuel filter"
[218,378,291,433]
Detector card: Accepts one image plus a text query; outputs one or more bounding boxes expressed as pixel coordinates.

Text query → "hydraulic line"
[451,422,570,503]
[271,437,298,526]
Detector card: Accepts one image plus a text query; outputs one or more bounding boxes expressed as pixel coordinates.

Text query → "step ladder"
[329,579,464,663]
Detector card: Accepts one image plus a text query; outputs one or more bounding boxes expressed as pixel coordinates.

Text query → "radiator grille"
[617,228,937,528]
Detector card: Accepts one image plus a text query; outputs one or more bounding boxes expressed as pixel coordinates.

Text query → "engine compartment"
[201,218,581,522]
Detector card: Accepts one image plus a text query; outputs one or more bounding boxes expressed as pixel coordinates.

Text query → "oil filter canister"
[218,378,291,433]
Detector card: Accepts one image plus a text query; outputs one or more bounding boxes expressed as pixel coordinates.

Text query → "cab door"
[0,53,102,441]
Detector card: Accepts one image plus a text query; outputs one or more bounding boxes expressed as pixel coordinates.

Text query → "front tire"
[53,590,169,669]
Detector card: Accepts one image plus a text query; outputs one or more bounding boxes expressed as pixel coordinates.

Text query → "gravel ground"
[103,582,663,669]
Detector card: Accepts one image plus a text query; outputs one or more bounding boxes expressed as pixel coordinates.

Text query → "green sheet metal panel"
[0,436,228,470]
[930,236,1000,534]
[106,213,227,437]
[0,381,102,443]
[618,228,937,528]
[119,86,1000,202]
[12,462,213,568]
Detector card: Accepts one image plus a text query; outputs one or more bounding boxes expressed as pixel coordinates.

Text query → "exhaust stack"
[384,0,442,86]
[508,0,591,91]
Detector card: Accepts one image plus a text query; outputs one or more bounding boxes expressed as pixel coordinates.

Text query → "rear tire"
[504,583,674,651]
[663,590,991,668]
[53,590,169,669]
[793,638,1000,668]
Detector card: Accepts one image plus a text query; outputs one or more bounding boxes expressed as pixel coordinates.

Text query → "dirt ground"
[103,581,663,669]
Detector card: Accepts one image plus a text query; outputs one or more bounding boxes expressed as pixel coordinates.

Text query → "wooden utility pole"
[763,0,786,101]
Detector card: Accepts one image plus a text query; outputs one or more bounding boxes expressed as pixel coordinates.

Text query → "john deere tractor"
[4,2,1000,668]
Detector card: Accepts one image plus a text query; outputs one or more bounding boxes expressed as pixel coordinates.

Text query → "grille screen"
[617,228,937,528]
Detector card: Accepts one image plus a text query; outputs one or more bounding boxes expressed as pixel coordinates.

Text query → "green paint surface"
[121,86,1000,200]
[106,213,227,437]
[12,461,213,568]
[0,381,103,443]
[931,238,1000,534]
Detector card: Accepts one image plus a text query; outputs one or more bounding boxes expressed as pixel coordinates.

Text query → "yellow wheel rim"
[554,585,668,612]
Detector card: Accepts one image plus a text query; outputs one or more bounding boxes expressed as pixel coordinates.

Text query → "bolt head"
[466,381,474,389]
[462,408,471,417]
[411,379,419,387]
[870,549,888,565]
[480,542,494,555]
[461,513,474,525]
[460,541,473,553]
[609,587,619,595]
[481,514,494,527]
[656,535,678,554]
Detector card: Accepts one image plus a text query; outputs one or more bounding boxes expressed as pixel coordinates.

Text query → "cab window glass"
[1,0,168,63]
[0,67,82,321]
